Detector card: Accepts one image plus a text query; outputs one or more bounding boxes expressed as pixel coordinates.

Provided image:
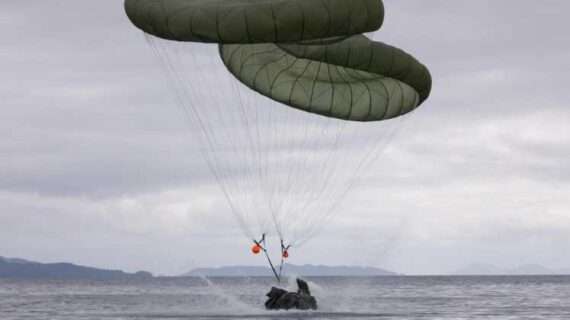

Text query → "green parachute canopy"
[125,0,433,282]
[220,35,431,121]
[124,0,431,122]
[124,0,384,43]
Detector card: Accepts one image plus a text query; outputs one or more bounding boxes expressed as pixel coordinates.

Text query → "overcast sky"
[1,0,569,275]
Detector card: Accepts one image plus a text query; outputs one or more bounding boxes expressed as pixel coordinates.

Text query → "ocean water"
[1,276,570,319]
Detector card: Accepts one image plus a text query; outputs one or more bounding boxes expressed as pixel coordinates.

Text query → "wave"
[92,311,404,319]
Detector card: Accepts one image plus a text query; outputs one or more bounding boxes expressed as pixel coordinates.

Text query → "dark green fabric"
[278,35,431,104]
[124,0,384,44]
[219,36,431,121]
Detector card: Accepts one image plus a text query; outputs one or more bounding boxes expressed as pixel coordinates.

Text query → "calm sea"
[1,276,569,319]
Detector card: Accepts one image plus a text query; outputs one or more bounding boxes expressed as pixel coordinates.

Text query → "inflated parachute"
[220,35,431,121]
[124,0,384,43]
[125,0,431,281]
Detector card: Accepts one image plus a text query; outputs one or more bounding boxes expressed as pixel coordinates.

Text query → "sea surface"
[1,276,570,320]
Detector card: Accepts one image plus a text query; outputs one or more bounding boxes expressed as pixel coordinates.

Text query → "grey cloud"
[0,0,569,274]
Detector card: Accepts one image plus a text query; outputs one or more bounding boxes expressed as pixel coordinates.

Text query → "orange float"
[251,244,262,255]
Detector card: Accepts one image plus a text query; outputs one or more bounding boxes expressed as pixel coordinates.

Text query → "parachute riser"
[278,240,291,280]
[254,235,281,283]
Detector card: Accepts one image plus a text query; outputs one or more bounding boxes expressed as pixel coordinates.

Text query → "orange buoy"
[282,250,289,259]
[251,244,262,255]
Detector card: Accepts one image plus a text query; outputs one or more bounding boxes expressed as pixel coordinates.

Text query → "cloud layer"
[1,0,569,275]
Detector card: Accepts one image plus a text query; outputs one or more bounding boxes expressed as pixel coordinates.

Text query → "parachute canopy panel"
[219,36,432,121]
[278,35,432,104]
[124,0,384,43]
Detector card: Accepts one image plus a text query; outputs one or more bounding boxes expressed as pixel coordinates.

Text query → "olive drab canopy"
[220,35,432,121]
[124,0,384,43]
[124,0,431,121]
[124,0,433,276]
[278,36,431,104]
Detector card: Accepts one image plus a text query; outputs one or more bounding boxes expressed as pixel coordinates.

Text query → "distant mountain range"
[454,263,570,275]
[0,256,153,280]
[4,255,568,279]
[184,264,399,277]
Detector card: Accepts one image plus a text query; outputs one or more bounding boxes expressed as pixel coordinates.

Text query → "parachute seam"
[243,8,252,43]
[252,51,289,90]
[159,0,177,40]
[372,67,392,119]
[269,56,300,95]
[298,0,306,41]
[319,0,331,39]
[346,0,354,35]
[215,10,223,43]
[238,46,283,73]
[307,60,324,113]
[363,0,370,35]
[165,6,195,40]
[218,6,239,42]
[387,45,396,78]
[333,65,354,119]
[142,1,158,39]
[395,80,406,118]
[367,41,376,71]
[323,0,333,40]
[288,60,314,105]
[359,77,374,121]
[270,3,278,42]
[325,45,336,117]
[395,50,414,82]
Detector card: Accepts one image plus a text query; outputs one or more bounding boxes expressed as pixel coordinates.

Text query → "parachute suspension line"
[187,42,271,239]
[297,117,346,221]
[261,59,295,239]
[234,51,270,232]
[206,51,260,237]
[236,50,277,237]
[278,239,291,280]
[268,98,300,241]
[145,33,421,252]
[272,81,350,246]
[285,113,404,247]
[228,73,267,236]
[254,234,281,283]
[291,122,347,245]
[253,55,310,243]
[296,113,412,246]
[299,80,416,245]
[269,77,339,245]
[263,73,284,238]
[303,119,356,243]
[281,57,369,245]
[145,34,256,239]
